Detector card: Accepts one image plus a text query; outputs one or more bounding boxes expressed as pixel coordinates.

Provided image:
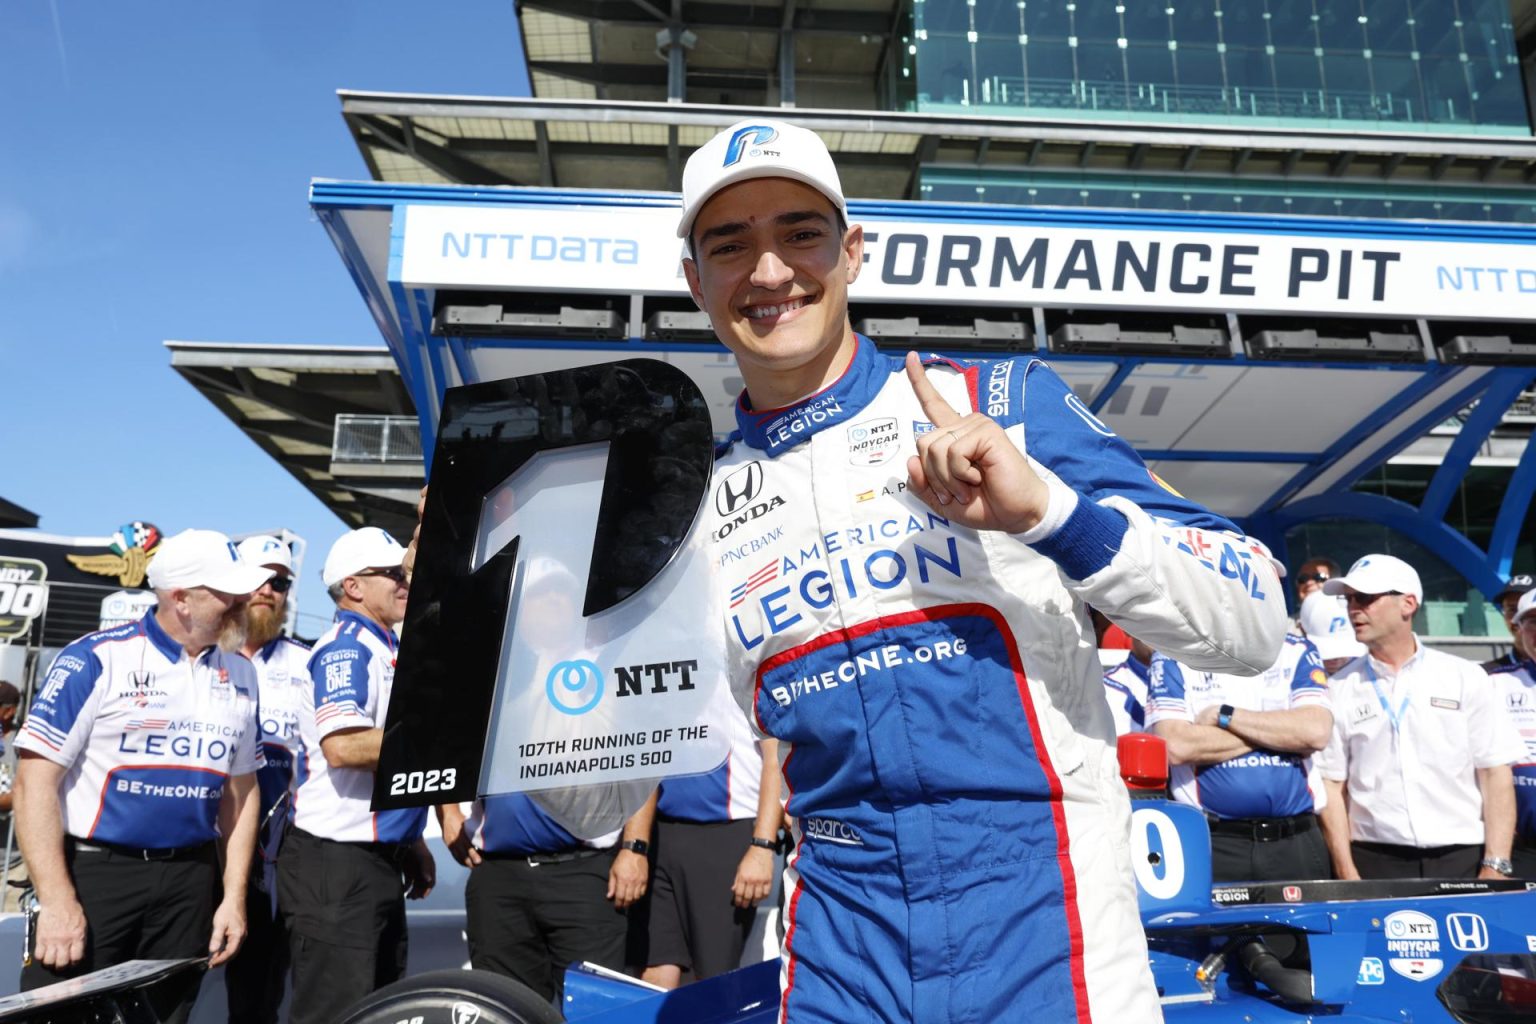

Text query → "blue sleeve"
[1288,638,1330,703]
[19,643,104,759]
[307,637,375,734]
[986,357,1241,579]
[1147,654,1189,705]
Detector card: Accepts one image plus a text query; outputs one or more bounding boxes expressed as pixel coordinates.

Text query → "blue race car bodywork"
[561,798,1536,1023]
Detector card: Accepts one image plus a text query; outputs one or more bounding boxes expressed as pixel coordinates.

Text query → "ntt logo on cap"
[723,125,779,167]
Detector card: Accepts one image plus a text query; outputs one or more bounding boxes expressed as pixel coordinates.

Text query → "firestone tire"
[335,968,565,1024]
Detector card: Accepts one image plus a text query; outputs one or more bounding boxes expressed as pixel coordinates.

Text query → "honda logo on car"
[1446,912,1489,952]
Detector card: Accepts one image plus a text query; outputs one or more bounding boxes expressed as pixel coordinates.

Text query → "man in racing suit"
[679,119,1288,1022]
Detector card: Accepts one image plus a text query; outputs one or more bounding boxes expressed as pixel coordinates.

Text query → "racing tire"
[336,968,565,1024]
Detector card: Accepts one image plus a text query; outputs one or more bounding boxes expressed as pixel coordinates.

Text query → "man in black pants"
[279,528,435,1024]
[439,792,654,1003]
[224,536,311,1024]
[14,529,267,1023]
[1319,555,1523,880]
[1147,633,1334,883]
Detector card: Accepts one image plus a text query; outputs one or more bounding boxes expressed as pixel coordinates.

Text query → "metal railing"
[332,415,424,464]
[930,71,1498,130]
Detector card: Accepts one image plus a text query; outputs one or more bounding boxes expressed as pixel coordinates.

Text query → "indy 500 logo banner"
[373,361,731,838]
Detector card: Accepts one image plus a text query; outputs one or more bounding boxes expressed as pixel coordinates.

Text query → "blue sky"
[0,1,529,633]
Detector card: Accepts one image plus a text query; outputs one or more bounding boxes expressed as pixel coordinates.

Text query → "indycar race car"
[0,735,1529,1024]
[327,734,1536,1024]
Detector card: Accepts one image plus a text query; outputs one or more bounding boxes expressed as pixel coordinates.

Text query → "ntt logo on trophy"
[546,659,604,716]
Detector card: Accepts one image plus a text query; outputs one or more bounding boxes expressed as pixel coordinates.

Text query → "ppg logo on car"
[1446,912,1489,952]
[546,660,604,716]
[1356,957,1385,985]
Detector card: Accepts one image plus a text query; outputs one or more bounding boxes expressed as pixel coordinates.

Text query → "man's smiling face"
[683,177,863,407]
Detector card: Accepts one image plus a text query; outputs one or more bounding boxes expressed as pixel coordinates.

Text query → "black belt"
[290,827,413,868]
[68,837,214,862]
[1206,813,1315,842]
[482,846,609,866]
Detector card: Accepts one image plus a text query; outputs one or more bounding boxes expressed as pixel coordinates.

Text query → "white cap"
[677,119,847,240]
[322,527,405,587]
[1323,554,1423,602]
[1298,592,1366,661]
[1514,588,1536,625]
[146,529,273,595]
[236,535,294,574]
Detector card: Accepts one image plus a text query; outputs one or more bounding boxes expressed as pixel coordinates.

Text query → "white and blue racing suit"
[706,337,1286,1023]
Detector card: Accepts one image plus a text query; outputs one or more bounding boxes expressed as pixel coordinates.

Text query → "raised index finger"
[904,351,962,428]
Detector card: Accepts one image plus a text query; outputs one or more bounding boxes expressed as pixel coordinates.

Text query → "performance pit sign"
[374,359,731,839]
[0,558,47,641]
[401,204,1536,321]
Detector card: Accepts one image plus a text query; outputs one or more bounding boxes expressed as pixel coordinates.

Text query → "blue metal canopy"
[311,179,1536,595]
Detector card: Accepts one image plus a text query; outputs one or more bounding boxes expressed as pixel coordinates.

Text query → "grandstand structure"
[177,0,1536,643]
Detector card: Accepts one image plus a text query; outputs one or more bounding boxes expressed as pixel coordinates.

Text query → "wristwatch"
[749,836,778,852]
[1480,856,1514,876]
[1216,704,1236,731]
[620,839,650,857]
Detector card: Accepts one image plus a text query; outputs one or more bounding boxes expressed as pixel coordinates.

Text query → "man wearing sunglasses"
[279,528,435,1024]
[1316,554,1523,880]
[225,535,310,1024]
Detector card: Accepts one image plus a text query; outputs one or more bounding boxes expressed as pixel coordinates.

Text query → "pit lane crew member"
[278,528,435,1024]
[681,118,1287,1023]
[14,529,266,1021]
[225,535,310,1024]
[1296,590,1365,675]
[1101,634,1155,736]
[1488,588,1536,877]
[1146,641,1333,882]
[439,792,655,1003]
[1318,555,1524,880]
[641,721,782,988]
[1482,573,1535,674]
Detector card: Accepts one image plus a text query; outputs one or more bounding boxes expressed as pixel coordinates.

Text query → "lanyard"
[1363,660,1411,735]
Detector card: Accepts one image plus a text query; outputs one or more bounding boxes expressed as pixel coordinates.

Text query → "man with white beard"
[14,529,266,1023]
[225,535,311,1024]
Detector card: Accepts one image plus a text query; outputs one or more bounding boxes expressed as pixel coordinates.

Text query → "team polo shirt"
[1101,654,1151,736]
[250,636,311,857]
[1146,636,1331,820]
[467,794,618,855]
[657,692,764,823]
[1319,640,1526,847]
[17,611,263,849]
[292,611,425,844]
[1488,661,1536,839]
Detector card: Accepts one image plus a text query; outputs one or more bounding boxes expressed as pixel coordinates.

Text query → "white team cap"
[1298,592,1366,661]
[236,535,294,574]
[1514,588,1536,625]
[322,527,405,587]
[147,529,273,595]
[1322,554,1423,602]
[677,119,847,240]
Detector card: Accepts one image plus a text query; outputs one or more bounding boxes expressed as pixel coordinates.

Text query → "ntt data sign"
[400,204,1536,321]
